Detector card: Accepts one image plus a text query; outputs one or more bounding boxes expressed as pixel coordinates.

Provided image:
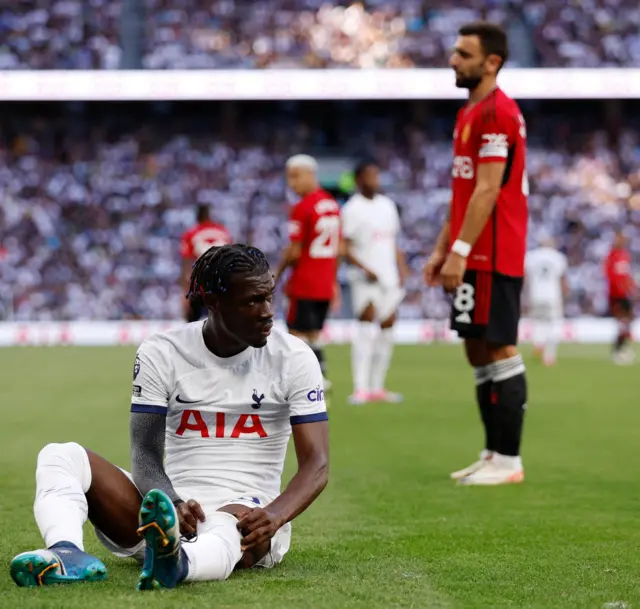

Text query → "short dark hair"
[196,204,210,223]
[187,244,270,304]
[459,21,509,70]
[354,158,379,179]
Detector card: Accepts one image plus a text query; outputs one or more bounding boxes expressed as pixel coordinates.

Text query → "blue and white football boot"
[10,542,107,587]
[136,489,189,590]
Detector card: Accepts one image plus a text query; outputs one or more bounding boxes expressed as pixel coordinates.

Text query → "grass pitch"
[0,343,639,608]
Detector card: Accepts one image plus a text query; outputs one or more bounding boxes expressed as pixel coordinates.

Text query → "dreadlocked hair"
[187,244,270,305]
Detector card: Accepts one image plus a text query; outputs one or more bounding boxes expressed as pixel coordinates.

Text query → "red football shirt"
[180,221,232,260]
[286,189,341,300]
[605,247,634,299]
[450,88,528,277]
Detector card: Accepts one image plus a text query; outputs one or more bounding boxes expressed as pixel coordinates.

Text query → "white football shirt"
[524,247,568,306]
[131,323,327,508]
[341,193,401,288]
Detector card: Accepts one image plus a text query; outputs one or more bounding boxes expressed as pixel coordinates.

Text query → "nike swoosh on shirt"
[175,395,201,404]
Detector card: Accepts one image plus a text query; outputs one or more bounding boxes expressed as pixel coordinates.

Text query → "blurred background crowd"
[1,100,639,321]
[2,0,640,70]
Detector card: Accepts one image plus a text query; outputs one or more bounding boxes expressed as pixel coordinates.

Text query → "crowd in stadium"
[1,103,638,321]
[2,0,640,69]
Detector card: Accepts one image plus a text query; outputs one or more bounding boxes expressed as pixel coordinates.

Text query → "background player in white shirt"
[10,244,329,591]
[341,160,409,405]
[524,237,568,366]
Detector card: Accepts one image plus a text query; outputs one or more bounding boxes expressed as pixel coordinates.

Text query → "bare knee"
[487,343,519,361]
[380,312,396,329]
[464,338,492,368]
[359,303,375,323]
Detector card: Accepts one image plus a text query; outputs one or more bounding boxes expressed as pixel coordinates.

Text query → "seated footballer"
[10,244,330,590]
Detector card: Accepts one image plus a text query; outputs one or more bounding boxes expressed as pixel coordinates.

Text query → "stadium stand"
[1,101,639,321]
[1,0,640,69]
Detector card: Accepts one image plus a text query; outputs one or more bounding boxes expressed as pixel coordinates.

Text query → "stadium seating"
[2,0,640,69]
[1,104,638,321]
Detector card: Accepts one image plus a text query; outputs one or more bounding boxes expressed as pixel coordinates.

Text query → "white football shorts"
[93,469,291,569]
[350,280,405,322]
[529,300,563,321]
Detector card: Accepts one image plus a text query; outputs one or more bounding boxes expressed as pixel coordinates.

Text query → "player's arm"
[342,237,377,282]
[129,344,205,535]
[274,206,305,284]
[340,205,377,281]
[238,349,329,551]
[456,162,505,247]
[440,162,506,292]
[274,241,302,285]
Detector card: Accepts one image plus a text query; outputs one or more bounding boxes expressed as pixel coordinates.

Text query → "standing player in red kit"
[274,155,341,390]
[424,22,528,485]
[605,230,636,365]
[180,205,232,322]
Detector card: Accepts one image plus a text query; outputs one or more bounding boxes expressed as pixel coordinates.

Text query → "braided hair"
[187,244,270,306]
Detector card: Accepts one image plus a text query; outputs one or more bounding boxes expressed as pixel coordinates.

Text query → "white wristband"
[451,239,472,258]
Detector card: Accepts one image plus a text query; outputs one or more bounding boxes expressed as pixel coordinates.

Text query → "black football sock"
[614,321,631,352]
[491,355,527,458]
[474,366,498,453]
[309,343,327,376]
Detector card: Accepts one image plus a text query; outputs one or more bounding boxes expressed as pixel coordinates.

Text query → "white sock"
[493,453,523,471]
[182,512,243,581]
[533,319,548,351]
[33,442,91,551]
[351,321,376,393]
[543,321,559,364]
[370,327,394,392]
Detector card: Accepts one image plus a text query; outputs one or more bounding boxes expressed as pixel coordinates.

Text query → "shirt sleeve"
[476,108,513,164]
[288,203,307,244]
[179,231,193,259]
[287,344,329,425]
[340,201,357,240]
[131,338,170,415]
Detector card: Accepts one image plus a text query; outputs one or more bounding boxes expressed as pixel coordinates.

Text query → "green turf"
[1,344,639,608]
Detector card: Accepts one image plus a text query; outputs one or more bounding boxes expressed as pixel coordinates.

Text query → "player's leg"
[369,288,404,403]
[11,443,142,587]
[542,312,560,367]
[612,300,635,364]
[349,281,378,404]
[449,270,498,480]
[136,493,287,589]
[460,274,526,486]
[287,299,332,389]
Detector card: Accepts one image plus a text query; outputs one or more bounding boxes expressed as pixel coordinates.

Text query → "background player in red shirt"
[180,205,232,322]
[605,230,636,364]
[424,22,529,486]
[274,155,341,389]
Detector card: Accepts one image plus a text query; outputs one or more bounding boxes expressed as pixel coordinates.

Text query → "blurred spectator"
[1,101,639,321]
[1,0,640,70]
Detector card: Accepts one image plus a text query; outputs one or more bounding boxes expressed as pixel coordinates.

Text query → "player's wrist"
[451,239,472,259]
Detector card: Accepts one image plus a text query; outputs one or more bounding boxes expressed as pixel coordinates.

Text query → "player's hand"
[175,499,206,536]
[423,250,446,287]
[363,268,378,283]
[440,252,467,293]
[237,507,283,552]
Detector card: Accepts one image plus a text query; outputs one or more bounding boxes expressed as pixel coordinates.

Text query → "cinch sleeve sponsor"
[131,339,170,415]
[287,345,328,425]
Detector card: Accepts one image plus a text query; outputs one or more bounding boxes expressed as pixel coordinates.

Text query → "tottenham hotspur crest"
[251,390,265,409]
[133,355,141,380]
